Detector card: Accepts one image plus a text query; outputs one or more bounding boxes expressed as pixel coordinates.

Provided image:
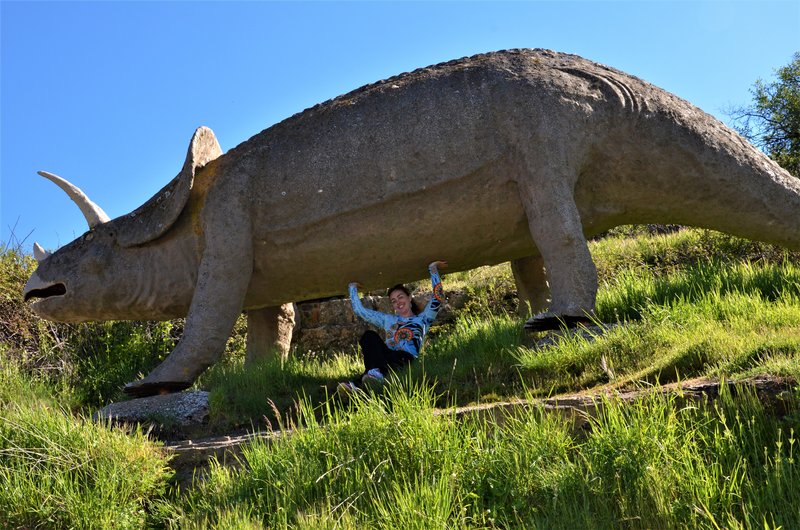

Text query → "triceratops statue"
[24,49,800,397]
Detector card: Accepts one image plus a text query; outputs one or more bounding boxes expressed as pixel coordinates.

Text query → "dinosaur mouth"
[24,283,67,302]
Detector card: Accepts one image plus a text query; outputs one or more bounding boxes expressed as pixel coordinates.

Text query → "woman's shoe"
[361,368,385,387]
[336,381,361,398]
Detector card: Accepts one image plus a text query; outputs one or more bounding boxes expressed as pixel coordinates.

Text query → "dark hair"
[387,284,421,315]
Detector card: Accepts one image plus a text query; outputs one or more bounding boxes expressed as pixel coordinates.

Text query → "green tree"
[729,52,800,177]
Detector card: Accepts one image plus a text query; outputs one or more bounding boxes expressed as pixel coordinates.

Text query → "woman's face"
[389,289,414,317]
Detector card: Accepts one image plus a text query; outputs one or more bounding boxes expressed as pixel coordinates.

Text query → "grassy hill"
[1,227,799,528]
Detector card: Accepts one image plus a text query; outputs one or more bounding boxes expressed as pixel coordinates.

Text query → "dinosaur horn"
[37,171,110,229]
[33,242,52,262]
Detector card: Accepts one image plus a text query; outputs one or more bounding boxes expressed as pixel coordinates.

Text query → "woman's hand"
[428,260,448,271]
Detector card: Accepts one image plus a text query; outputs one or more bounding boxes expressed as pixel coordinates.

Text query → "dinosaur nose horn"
[37,171,111,229]
[33,242,52,262]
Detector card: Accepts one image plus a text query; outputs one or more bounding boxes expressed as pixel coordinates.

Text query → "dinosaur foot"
[123,380,192,398]
[524,313,593,332]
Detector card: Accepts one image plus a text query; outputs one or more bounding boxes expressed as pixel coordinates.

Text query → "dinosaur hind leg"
[511,255,549,317]
[246,304,296,364]
[517,172,597,331]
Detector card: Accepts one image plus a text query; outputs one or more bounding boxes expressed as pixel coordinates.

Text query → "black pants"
[357,330,414,383]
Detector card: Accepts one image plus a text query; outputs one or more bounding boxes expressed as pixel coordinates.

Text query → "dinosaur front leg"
[511,255,549,317]
[246,304,295,364]
[124,197,254,397]
[518,180,597,331]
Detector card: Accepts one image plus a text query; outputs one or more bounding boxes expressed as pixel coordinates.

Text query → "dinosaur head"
[23,127,222,321]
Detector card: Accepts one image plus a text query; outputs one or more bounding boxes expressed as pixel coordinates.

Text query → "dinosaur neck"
[115,230,201,319]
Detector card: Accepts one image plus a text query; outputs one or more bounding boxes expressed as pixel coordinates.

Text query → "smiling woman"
[339,260,448,395]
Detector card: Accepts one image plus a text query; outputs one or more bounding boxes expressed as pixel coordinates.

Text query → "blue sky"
[2,1,799,253]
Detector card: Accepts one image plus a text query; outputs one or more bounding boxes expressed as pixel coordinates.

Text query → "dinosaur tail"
[578,94,800,249]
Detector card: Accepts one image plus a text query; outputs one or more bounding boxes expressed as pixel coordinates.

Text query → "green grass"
[3,228,800,527]
[199,255,800,425]
[0,360,174,529]
[202,350,362,431]
[513,262,800,393]
[169,380,800,529]
[176,229,800,435]
[175,380,472,528]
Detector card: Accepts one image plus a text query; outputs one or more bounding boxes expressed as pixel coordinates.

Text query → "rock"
[95,391,210,439]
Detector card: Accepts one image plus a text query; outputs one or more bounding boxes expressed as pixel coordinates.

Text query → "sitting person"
[338,260,447,395]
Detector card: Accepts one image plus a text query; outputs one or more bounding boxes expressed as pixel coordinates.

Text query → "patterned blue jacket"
[349,266,444,357]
